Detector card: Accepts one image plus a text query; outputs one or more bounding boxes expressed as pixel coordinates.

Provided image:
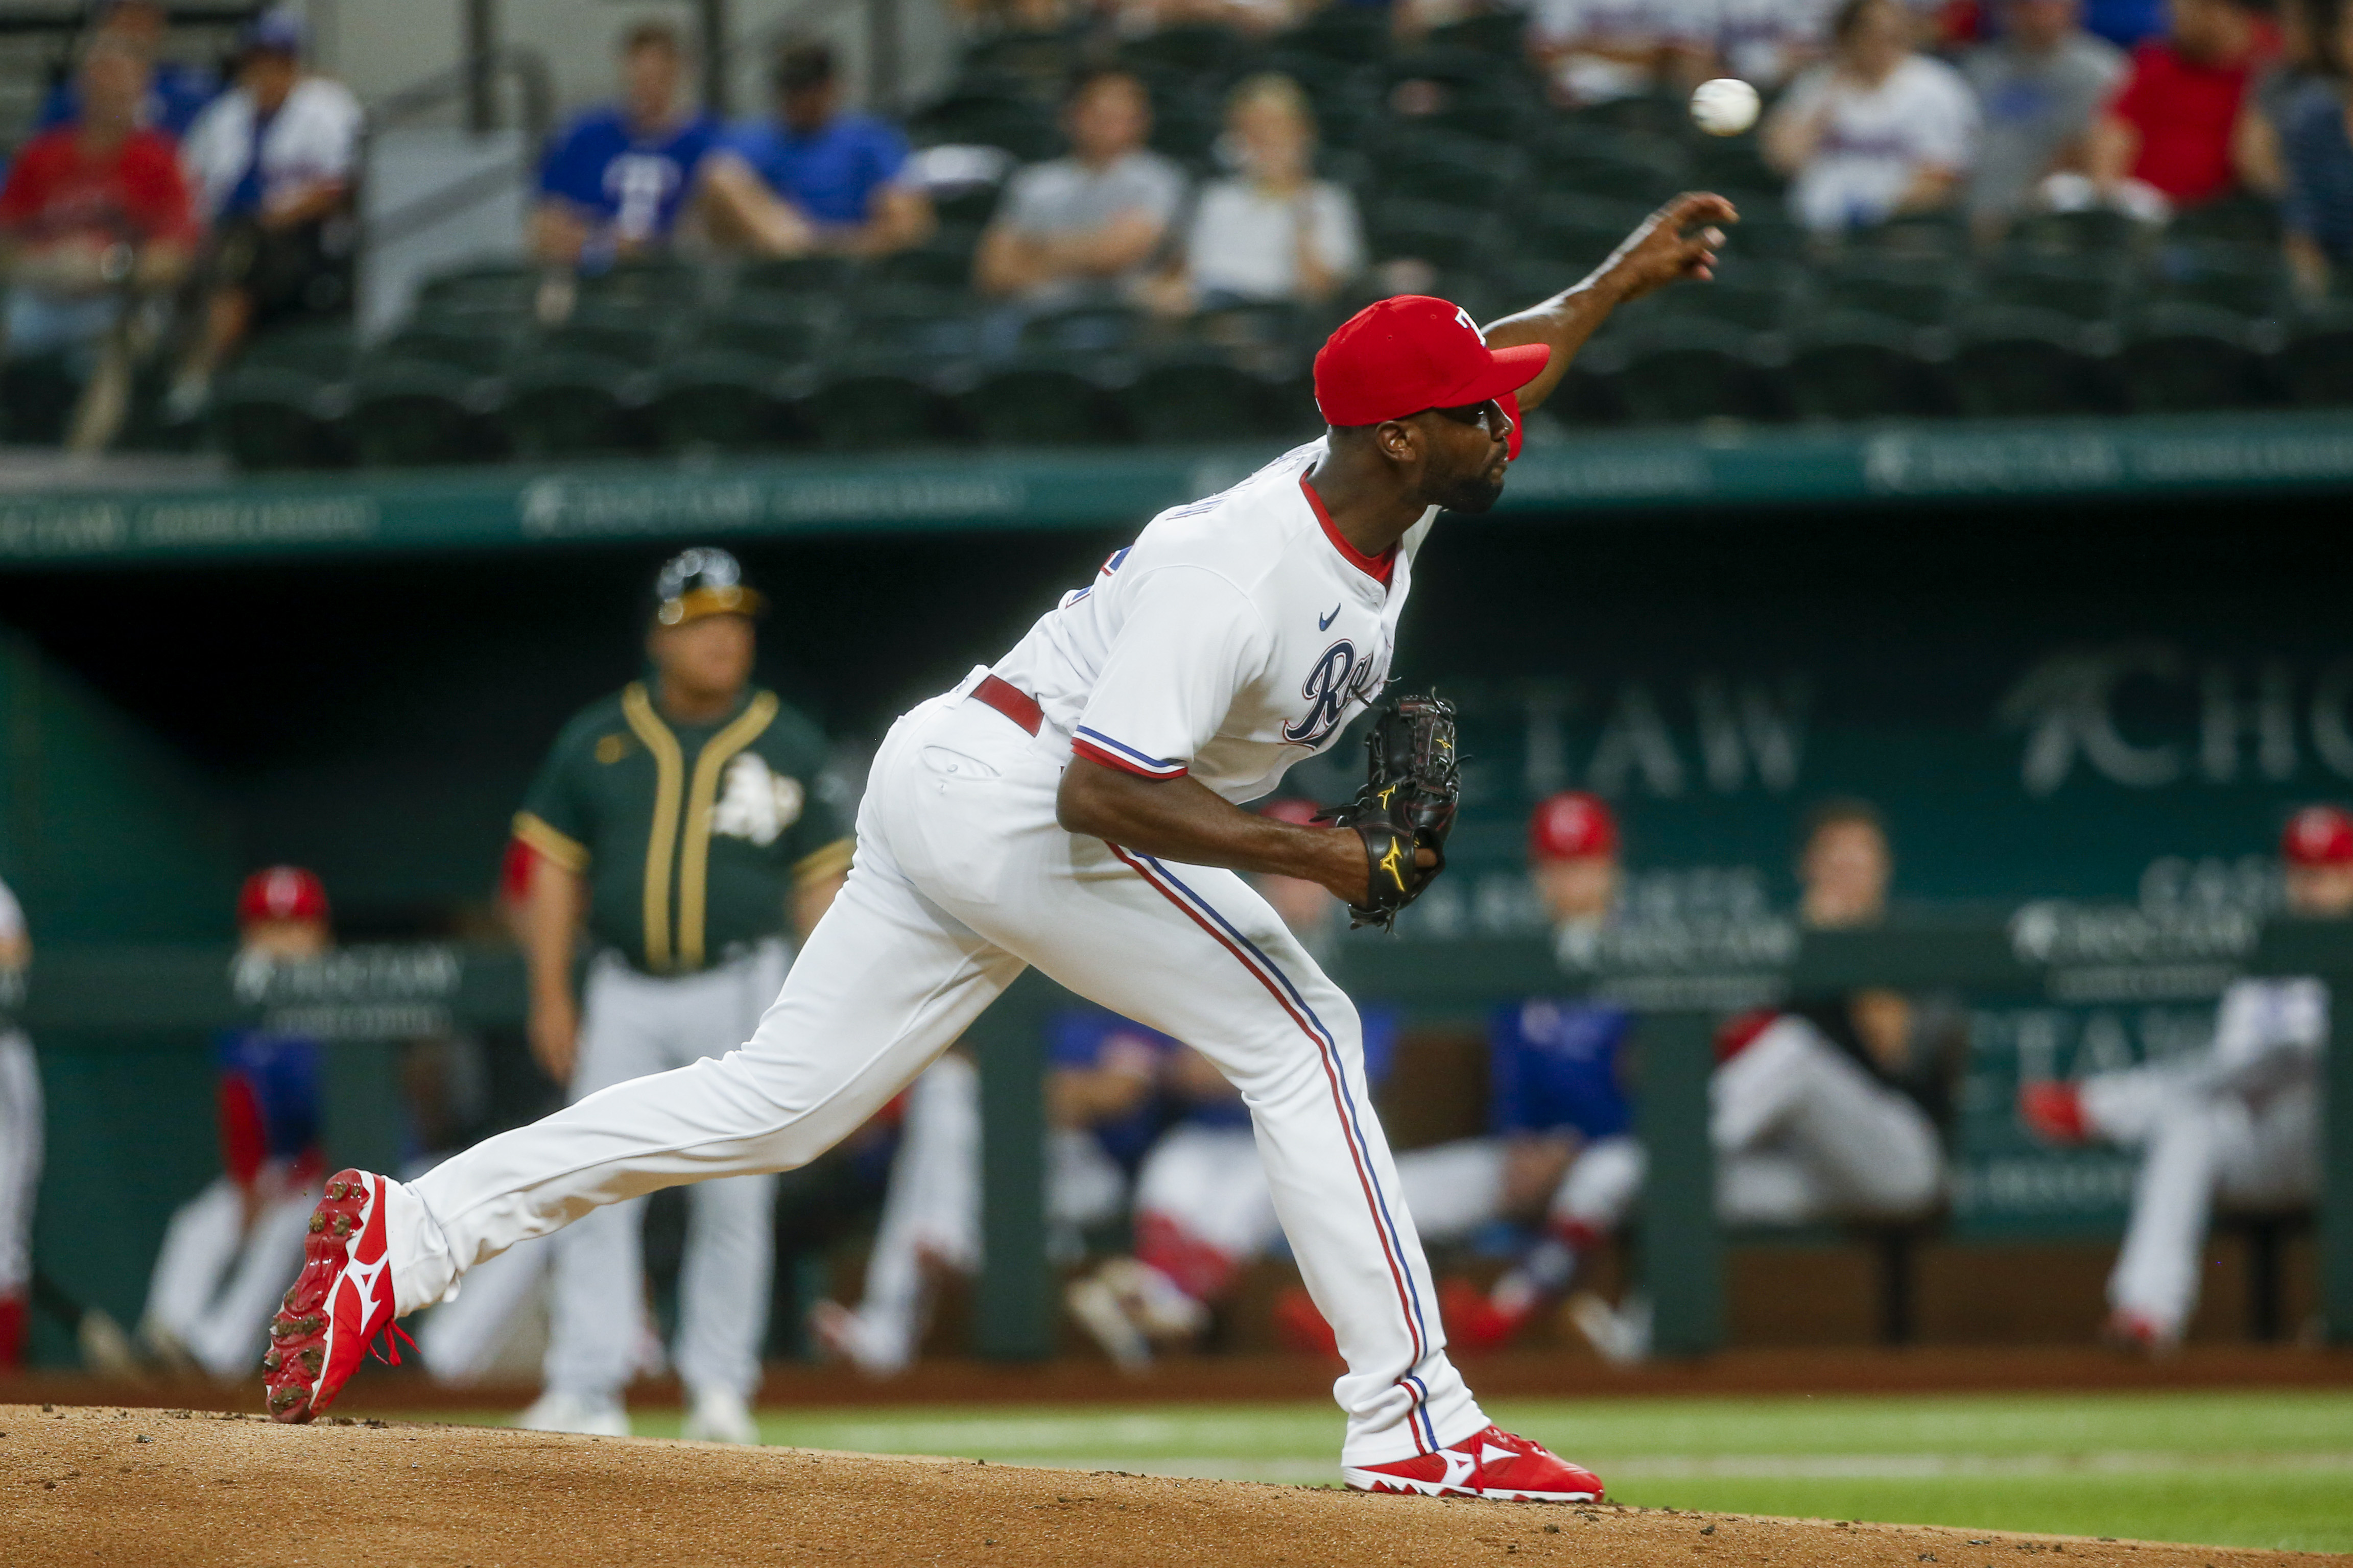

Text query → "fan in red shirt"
[2087,0,2275,211]
[0,34,196,444]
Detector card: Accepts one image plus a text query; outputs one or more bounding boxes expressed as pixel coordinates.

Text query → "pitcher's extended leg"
[398,849,1023,1313]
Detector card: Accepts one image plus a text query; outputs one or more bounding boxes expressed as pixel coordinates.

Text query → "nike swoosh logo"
[1318,604,1341,631]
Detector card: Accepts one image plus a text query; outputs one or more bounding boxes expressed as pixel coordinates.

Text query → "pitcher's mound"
[0,1404,2317,1567]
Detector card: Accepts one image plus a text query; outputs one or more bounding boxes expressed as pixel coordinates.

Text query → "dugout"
[2,413,2349,1365]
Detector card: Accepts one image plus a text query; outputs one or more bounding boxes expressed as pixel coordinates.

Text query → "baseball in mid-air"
[1689,77,1761,136]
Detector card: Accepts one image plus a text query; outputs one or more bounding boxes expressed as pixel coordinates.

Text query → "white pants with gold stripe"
[406,687,1482,1465]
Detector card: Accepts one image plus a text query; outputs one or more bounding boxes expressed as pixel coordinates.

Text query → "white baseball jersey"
[993,440,1432,803]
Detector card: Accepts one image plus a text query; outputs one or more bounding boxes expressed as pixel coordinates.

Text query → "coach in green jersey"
[507,546,850,1445]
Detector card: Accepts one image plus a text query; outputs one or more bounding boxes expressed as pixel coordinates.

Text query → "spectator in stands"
[2275,0,2353,293]
[1706,0,1842,92]
[172,8,362,418]
[976,70,1186,312]
[699,41,933,259]
[2073,0,2275,220]
[1798,797,1893,928]
[1963,0,2127,238]
[137,868,329,1380]
[37,0,216,141]
[0,876,35,1371]
[1162,74,1362,312]
[0,33,197,450]
[2021,805,2351,1353]
[1529,0,1711,107]
[533,22,719,271]
[1763,0,1981,234]
[2233,0,2340,202]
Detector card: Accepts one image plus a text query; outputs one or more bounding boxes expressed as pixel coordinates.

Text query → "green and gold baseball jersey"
[513,682,852,974]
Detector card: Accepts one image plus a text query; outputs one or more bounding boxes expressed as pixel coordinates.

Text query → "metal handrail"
[359,44,552,256]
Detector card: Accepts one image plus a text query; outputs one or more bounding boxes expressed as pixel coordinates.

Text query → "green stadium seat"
[1613,318,1769,423]
[2168,193,2281,247]
[535,300,670,367]
[2270,301,2353,406]
[648,350,804,454]
[349,357,484,466]
[959,27,1085,91]
[1020,303,1146,355]
[1270,8,1390,66]
[958,355,1126,445]
[498,348,648,458]
[239,321,359,377]
[2144,240,2289,319]
[1367,198,1509,272]
[1515,192,1652,270]
[1561,92,1687,140]
[1780,311,1941,421]
[1944,305,2112,417]
[213,364,346,470]
[1120,350,1276,442]
[382,315,510,377]
[906,79,1062,161]
[1687,133,1782,196]
[1656,258,1795,331]
[1365,128,1527,209]
[2114,303,2267,412]
[1146,86,1227,167]
[2007,207,2143,256]
[1815,253,1968,327]
[415,259,541,315]
[576,256,704,312]
[737,255,860,300]
[864,224,985,293]
[1976,250,2131,321]
[851,287,986,363]
[1855,209,1970,256]
[801,355,959,450]
[1531,126,1689,205]
[1422,12,1528,58]
[1118,23,1251,78]
[1548,328,1630,425]
[1261,54,1384,151]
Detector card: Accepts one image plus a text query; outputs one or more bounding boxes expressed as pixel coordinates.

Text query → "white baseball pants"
[0,1029,39,1301]
[2081,1059,2319,1338]
[404,687,1483,1464]
[540,944,787,1403]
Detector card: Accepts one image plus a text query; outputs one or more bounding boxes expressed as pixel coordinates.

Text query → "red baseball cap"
[238,865,329,926]
[2282,804,2353,867]
[1313,296,1551,430]
[1529,791,1619,861]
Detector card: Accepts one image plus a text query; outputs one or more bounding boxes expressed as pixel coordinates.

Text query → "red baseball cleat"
[2018,1080,2089,1143]
[1345,1424,1603,1502]
[263,1170,404,1423]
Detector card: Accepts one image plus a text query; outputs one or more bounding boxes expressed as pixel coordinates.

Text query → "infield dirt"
[1,1403,2338,1568]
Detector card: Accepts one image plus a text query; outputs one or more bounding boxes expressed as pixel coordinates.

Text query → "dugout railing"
[14,911,2352,1362]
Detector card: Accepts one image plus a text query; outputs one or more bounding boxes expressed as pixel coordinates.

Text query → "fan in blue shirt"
[700,40,932,258]
[533,22,717,266]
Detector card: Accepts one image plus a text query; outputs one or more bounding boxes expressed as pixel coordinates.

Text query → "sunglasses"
[1424,400,1510,438]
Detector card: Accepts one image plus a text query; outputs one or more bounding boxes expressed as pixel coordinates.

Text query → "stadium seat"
[1561,92,1687,139]
[1976,251,2131,322]
[1367,198,1509,273]
[1686,132,1781,196]
[1117,22,1250,78]
[1146,85,1226,167]
[851,286,986,363]
[348,357,485,466]
[801,354,960,449]
[382,313,511,377]
[2114,303,2268,412]
[1515,192,1653,271]
[1548,328,1630,425]
[415,259,541,315]
[2143,240,2289,319]
[1656,258,1795,331]
[1120,350,1277,442]
[958,27,1084,92]
[696,293,836,366]
[1944,306,2112,417]
[648,350,803,454]
[1384,51,1546,143]
[1261,53,1383,150]
[861,227,982,292]
[1780,311,1941,421]
[1815,254,1968,327]
[576,256,704,312]
[735,255,862,302]
[1531,125,1688,204]
[1612,318,1769,423]
[238,321,358,379]
[905,78,1062,161]
[499,348,650,459]
[1855,210,1969,256]
[1020,303,1146,355]
[1423,11,1527,58]
[2168,194,2281,248]
[213,364,346,470]
[535,300,670,367]
[2269,301,2353,406]
[1364,127,1527,210]
[958,354,1127,444]
[2007,207,2143,256]
[1271,7,1390,65]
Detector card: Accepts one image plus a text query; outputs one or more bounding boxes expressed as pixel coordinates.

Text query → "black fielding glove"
[1318,694,1460,931]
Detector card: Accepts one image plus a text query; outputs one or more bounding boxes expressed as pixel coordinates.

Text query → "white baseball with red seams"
[273,417,1599,1491]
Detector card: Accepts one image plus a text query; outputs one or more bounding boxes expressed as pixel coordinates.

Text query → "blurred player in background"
[0,873,37,1368]
[1063,800,1403,1370]
[138,867,328,1378]
[2022,804,2351,1352]
[508,547,851,1442]
[805,1024,1132,1378]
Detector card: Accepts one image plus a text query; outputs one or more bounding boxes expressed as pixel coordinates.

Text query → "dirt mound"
[0,1404,2325,1567]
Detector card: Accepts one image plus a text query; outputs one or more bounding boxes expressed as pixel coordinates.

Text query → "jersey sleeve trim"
[511,811,589,874]
[791,836,855,888]
[1072,728,1189,779]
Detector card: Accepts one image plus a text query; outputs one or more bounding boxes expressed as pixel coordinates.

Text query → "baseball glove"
[1319,693,1460,931]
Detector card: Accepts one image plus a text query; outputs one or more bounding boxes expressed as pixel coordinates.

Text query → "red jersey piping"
[1299,475,1395,588]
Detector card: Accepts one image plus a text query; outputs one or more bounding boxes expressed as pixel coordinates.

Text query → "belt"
[970,672,1042,735]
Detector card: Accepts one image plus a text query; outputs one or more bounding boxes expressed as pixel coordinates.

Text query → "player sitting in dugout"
[2021,804,2349,1354]
[1416,795,1958,1360]
[137,869,331,1379]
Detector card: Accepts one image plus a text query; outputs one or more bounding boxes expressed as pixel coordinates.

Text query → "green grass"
[424,1391,2353,1554]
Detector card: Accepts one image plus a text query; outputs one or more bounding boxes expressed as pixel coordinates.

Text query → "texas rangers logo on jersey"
[1283,640,1381,746]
